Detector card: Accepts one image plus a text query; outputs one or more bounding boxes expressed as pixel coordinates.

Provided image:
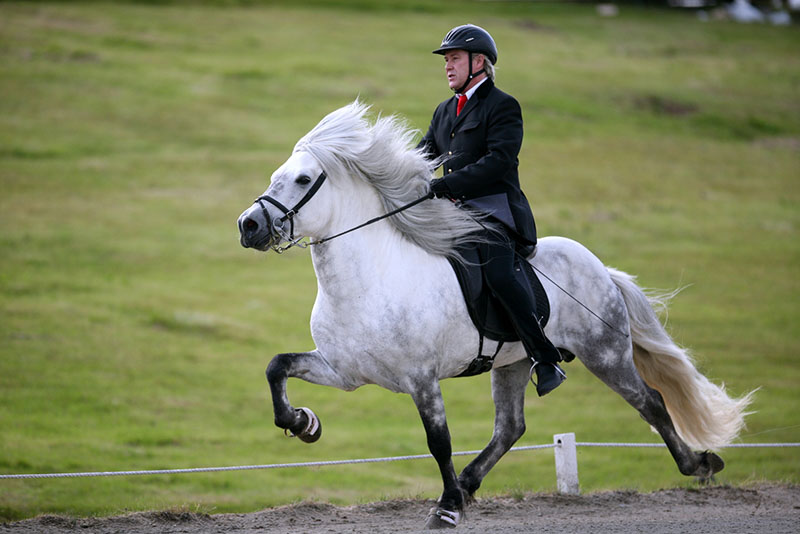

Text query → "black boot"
[534,362,566,397]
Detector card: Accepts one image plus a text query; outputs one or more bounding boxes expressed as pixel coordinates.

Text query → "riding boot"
[533,359,567,397]
[514,325,566,396]
[500,306,567,396]
[526,317,567,396]
[478,232,567,396]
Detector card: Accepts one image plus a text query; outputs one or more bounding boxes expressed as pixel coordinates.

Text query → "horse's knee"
[497,401,527,442]
[266,353,291,384]
[509,414,526,441]
[512,421,526,444]
[265,353,300,430]
[496,418,526,450]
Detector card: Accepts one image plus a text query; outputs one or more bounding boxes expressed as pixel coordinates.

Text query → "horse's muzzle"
[238,210,274,251]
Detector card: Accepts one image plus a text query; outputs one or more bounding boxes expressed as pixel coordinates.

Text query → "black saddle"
[447,244,550,377]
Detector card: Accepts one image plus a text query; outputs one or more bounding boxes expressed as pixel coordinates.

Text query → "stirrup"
[530,361,566,396]
[529,361,538,386]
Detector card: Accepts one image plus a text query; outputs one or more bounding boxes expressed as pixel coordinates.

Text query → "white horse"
[237,101,753,529]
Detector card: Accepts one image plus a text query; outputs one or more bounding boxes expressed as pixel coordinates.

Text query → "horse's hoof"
[705,451,725,474]
[694,451,725,482]
[425,507,460,529]
[285,407,322,443]
[699,451,724,479]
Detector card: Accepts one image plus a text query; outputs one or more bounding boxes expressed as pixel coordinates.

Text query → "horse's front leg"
[411,379,467,529]
[266,350,350,443]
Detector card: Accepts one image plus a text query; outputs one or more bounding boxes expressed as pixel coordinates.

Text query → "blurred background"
[1,0,798,521]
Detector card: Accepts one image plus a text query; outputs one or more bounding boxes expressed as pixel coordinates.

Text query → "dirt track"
[3,484,798,534]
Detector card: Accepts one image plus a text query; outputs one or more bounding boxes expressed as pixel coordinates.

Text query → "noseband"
[253,171,327,252]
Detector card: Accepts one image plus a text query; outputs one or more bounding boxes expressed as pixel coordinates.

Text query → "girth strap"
[457,337,504,378]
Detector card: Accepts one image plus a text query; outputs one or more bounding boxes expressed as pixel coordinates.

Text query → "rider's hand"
[429,178,452,199]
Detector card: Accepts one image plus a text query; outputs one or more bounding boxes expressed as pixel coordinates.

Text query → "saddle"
[447,244,550,377]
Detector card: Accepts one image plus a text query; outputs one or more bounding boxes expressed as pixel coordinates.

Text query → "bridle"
[253,170,327,253]
[251,168,433,254]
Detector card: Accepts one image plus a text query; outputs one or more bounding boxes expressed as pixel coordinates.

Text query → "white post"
[553,432,580,495]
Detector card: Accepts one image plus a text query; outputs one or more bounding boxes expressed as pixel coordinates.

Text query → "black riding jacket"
[417,79,537,246]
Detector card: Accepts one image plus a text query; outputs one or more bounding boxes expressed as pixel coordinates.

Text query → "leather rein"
[253,170,432,254]
[252,169,627,339]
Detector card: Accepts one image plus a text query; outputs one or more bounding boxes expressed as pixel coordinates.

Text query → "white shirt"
[457,77,489,101]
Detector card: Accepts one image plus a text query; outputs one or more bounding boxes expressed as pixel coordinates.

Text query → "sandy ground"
[2,484,798,534]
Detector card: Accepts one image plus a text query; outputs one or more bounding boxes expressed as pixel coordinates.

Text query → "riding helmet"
[432,24,498,65]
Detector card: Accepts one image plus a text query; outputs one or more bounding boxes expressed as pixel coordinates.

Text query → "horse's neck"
[310,220,411,295]
[310,181,395,281]
[309,181,449,304]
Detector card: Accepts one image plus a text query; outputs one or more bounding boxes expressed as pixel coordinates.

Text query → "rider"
[418,24,566,396]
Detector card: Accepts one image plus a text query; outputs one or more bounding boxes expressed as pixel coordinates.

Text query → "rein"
[253,170,433,254]
[253,171,625,339]
[308,192,433,247]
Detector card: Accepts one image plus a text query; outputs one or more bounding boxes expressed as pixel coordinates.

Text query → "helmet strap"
[454,52,485,94]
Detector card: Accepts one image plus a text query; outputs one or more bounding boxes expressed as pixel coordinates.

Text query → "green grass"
[1,0,799,522]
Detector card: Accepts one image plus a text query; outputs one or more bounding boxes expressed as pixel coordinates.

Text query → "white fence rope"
[1,439,796,481]
[577,442,800,448]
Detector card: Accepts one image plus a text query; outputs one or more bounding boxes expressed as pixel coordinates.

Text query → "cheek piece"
[254,171,328,245]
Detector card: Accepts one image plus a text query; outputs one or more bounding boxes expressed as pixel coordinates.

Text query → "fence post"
[553,432,579,495]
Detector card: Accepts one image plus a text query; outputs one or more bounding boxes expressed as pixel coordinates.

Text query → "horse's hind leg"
[458,358,530,497]
[584,345,723,480]
[266,350,352,442]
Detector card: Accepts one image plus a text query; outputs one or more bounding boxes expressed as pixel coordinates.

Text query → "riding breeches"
[476,230,562,365]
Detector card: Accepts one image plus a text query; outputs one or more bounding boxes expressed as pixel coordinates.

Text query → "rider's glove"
[429,178,452,199]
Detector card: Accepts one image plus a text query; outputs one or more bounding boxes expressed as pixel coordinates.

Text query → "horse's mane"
[293,100,488,258]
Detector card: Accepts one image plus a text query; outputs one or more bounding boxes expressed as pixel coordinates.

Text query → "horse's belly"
[309,279,482,391]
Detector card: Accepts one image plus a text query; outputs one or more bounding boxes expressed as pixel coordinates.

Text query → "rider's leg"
[479,232,566,396]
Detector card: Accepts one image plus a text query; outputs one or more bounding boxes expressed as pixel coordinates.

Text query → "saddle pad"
[447,245,550,344]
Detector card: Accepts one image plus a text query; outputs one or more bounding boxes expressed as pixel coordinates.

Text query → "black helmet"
[432,24,498,65]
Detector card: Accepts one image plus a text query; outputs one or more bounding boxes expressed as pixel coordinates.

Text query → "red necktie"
[456,94,468,116]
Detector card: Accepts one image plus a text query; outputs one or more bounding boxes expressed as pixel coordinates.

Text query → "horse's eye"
[296,175,312,185]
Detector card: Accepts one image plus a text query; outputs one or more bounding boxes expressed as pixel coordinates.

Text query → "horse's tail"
[607,267,755,450]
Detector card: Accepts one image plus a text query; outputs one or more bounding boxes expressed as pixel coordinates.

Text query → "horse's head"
[239,99,485,257]
[238,151,328,252]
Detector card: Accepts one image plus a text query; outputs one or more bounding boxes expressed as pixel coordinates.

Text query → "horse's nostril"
[243,217,259,234]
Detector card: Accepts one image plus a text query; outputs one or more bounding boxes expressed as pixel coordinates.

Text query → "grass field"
[1,0,798,522]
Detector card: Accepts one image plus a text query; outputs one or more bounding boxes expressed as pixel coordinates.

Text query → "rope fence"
[577,442,800,448]
[1,437,797,485]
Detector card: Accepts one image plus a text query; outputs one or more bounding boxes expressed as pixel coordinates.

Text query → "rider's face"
[444,50,483,93]
[444,50,469,92]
